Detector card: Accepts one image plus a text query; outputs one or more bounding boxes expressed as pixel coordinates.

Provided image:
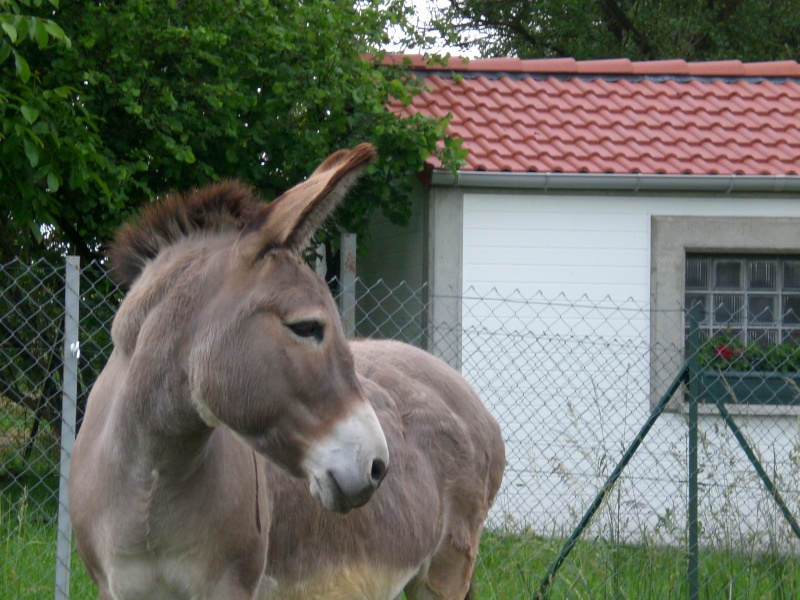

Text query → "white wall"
[463,192,800,303]
[461,191,800,547]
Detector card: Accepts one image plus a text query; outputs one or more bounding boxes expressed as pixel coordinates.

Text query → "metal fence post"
[55,256,80,600]
[687,308,700,600]
[339,232,356,338]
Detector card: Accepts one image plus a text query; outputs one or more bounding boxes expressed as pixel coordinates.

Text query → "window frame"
[685,254,800,347]
[651,215,800,415]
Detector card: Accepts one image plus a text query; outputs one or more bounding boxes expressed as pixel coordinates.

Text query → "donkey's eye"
[286,320,325,343]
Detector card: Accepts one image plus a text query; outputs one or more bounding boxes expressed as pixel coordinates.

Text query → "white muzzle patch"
[303,402,389,513]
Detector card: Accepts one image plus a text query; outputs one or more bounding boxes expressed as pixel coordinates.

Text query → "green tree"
[1,0,111,262]
[434,0,800,61]
[0,0,464,446]
[1,0,464,264]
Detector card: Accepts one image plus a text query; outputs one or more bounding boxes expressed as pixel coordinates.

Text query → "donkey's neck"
[109,350,213,481]
[109,244,227,477]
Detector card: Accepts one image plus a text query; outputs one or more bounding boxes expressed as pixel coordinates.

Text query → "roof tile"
[391,56,800,176]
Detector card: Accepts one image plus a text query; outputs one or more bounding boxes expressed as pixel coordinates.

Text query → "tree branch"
[51,212,103,263]
[599,0,654,58]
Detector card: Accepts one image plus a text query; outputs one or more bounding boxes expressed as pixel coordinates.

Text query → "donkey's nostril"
[370,458,387,484]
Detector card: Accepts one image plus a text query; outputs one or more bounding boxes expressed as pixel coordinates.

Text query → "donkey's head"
[110,144,388,513]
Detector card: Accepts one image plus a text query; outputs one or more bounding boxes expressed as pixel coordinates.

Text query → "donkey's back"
[265,338,505,600]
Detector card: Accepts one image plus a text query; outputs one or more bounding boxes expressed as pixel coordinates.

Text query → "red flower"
[714,344,737,361]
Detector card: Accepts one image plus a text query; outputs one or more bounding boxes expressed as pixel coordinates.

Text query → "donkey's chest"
[266,565,419,600]
[96,477,267,599]
[97,512,219,599]
[106,552,206,600]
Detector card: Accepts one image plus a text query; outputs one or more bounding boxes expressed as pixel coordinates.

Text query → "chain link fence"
[3,257,800,598]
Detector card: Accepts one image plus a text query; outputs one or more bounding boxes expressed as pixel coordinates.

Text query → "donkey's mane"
[110,181,262,291]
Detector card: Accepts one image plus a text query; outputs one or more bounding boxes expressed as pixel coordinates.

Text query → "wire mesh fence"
[2,256,800,599]
[1,257,67,599]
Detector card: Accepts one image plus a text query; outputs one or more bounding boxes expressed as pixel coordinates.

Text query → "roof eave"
[429,170,800,194]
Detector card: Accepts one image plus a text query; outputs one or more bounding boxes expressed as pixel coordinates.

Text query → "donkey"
[69,145,389,599]
[70,143,505,600]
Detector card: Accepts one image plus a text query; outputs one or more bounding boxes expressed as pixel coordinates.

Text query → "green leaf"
[47,171,59,192]
[13,50,30,82]
[35,20,49,49]
[43,20,69,46]
[0,0,453,263]
[31,120,49,135]
[20,105,39,124]
[16,16,29,43]
[23,138,39,167]
[2,22,17,44]
[28,220,43,243]
[27,17,39,42]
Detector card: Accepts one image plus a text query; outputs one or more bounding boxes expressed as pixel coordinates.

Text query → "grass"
[4,394,800,600]
[472,529,800,600]
[1,479,94,600]
[1,396,95,599]
[3,506,800,599]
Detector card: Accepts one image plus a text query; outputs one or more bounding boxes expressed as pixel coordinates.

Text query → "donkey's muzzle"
[304,402,390,513]
[326,455,387,512]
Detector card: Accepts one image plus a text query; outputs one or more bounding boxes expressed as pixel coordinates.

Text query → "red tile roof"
[387,55,800,176]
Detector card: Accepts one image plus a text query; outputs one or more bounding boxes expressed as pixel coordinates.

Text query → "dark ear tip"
[313,143,377,176]
[352,143,377,163]
[237,143,377,259]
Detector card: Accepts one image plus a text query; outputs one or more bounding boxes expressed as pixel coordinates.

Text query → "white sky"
[384,0,479,58]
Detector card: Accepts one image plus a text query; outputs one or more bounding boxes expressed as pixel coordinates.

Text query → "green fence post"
[339,232,357,339]
[714,399,800,541]
[533,361,689,599]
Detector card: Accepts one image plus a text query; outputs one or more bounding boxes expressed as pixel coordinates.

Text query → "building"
[358,57,800,541]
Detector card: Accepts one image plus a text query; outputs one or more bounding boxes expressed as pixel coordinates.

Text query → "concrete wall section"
[426,185,464,368]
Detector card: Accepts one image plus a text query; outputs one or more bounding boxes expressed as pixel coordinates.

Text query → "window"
[685,255,800,346]
[651,215,800,414]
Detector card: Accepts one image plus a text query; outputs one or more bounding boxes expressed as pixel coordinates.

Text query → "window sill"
[691,370,800,411]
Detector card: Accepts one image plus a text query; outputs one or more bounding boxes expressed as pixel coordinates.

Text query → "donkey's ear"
[237,143,376,260]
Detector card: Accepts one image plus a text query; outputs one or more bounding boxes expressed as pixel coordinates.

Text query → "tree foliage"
[435,0,800,61]
[1,0,464,263]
